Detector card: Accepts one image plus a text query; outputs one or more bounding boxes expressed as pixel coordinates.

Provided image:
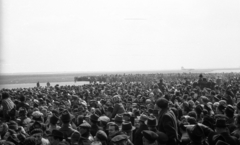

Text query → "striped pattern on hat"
[2,98,15,112]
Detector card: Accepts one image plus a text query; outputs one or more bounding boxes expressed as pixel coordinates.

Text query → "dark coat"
[157,108,179,145]
[133,123,148,145]
[109,131,125,145]
[79,132,94,145]
[208,132,239,145]
[150,128,169,145]
[112,103,125,118]
[59,124,78,142]
[90,123,99,137]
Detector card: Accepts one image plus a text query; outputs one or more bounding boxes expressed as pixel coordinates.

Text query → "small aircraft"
[181,67,195,71]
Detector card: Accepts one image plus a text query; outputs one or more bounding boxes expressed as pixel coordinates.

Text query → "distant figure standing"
[47,82,50,87]
[216,76,222,86]
[37,81,40,87]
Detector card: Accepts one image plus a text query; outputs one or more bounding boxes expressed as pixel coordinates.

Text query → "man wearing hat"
[30,127,49,145]
[78,122,94,145]
[98,115,110,133]
[147,116,168,145]
[48,129,64,145]
[123,112,131,123]
[47,114,60,133]
[89,114,100,136]
[112,114,123,131]
[95,130,108,145]
[156,98,178,145]
[142,130,158,145]
[70,131,81,145]
[18,107,31,130]
[59,110,78,142]
[121,122,135,142]
[1,92,15,121]
[224,105,236,133]
[185,124,205,145]
[133,114,149,145]
[208,118,239,145]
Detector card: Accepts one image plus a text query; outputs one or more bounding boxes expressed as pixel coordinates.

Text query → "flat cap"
[142,130,158,143]
[111,135,128,143]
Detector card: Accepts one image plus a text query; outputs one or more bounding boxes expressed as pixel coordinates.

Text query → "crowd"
[0,73,240,145]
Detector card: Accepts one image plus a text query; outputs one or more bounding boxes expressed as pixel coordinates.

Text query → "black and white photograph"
[0,0,240,145]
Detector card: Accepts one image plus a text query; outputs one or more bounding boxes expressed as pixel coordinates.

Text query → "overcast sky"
[1,0,240,74]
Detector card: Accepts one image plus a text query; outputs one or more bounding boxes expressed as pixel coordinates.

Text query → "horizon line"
[1,66,240,76]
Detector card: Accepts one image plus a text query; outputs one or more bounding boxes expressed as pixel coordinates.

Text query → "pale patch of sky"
[1,0,240,73]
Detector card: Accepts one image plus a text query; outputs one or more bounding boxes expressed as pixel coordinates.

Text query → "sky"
[1,0,240,74]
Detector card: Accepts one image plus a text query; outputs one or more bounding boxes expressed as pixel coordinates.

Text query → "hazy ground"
[0,69,239,89]
[0,81,89,89]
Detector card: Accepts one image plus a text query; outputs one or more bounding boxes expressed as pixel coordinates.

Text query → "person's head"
[224,105,234,119]
[108,122,119,137]
[147,116,157,130]
[123,113,131,122]
[19,95,26,102]
[95,130,108,142]
[113,114,123,126]
[106,107,113,118]
[19,108,27,117]
[195,105,203,117]
[71,132,81,145]
[217,104,226,115]
[7,121,18,132]
[60,110,71,124]
[155,98,169,112]
[78,122,91,135]
[215,118,229,133]
[2,92,10,99]
[32,111,44,122]
[112,95,121,104]
[31,129,43,145]
[41,109,48,117]
[48,130,64,145]
[50,114,59,126]
[134,118,140,128]
[121,122,134,139]
[23,137,38,145]
[111,135,128,145]
[186,124,204,143]
[98,116,110,130]
[139,114,148,125]
[0,122,8,136]
[142,130,158,145]
[90,114,99,125]
[188,111,197,119]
